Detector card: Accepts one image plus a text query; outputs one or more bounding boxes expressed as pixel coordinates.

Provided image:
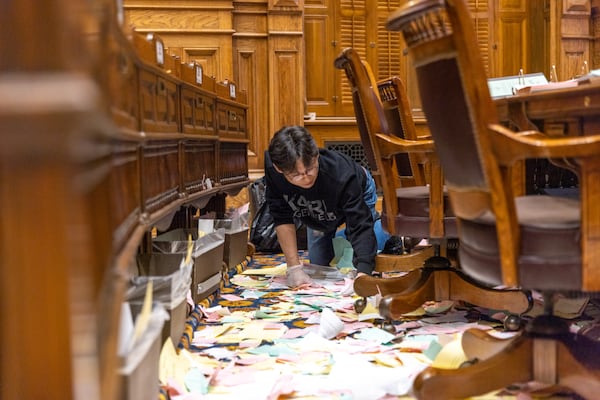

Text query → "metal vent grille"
[325,141,370,171]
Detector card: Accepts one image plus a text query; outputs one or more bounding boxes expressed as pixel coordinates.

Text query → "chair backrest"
[385,0,536,287]
[378,76,427,186]
[335,47,446,239]
[335,48,427,187]
[335,48,401,232]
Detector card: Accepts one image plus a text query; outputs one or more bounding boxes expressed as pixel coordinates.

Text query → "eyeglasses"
[284,158,319,182]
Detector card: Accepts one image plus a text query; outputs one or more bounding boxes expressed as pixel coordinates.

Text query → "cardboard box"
[223,227,249,269]
[131,253,192,346]
[200,219,249,270]
[153,228,225,304]
[119,305,165,400]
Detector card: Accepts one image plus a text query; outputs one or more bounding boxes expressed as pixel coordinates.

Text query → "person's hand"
[286,264,313,288]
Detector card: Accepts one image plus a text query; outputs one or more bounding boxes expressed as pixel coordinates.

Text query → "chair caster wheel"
[354,297,366,314]
[504,314,522,331]
[380,319,395,333]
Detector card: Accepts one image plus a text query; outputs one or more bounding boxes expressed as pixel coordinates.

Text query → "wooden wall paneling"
[216,79,250,188]
[124,1,236,82]
[182,139,219,195]
[268,1,305,129]
[304,0,336,116]
[494,0,529,78]
[136,60,182,134]
[110,140,143,248]
[591,0,600,68]
[233,0,269,172]
[560,0,592,79]
[269,42,305,128]
[216,81,249,139]
[234,44,268,171]
[180,46,222,81]
[181,85,217,135]
[156,74,181,131]
[140,139,181,215]
[105,31,140,131]
[304,118,360,147]
[528,0,551,77]
[219,141,250,187]
[337,0,368,116]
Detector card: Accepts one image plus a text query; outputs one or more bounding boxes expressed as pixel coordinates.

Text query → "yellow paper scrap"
[184,233,193,265]
[431,337,467,369]
[357,301,381,321]
[373,353,404,368]
[401,307,427,317]
[242,264,287,276]
[215,321,287,343]
[133,280,153,341]
[230,275,271,288]
[159,337,190,386]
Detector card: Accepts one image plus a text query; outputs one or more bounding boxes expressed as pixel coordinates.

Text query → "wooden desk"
[494,80,600,193]
[495,79,600,136]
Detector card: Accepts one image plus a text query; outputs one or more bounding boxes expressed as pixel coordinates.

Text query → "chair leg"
[379,268,438,319]
[378,266,532,322]
[461,328,518,361]
[353,270,423,314]
[413,320,600,400]
[528,313,600,398]
[374,246,435,273]
[556,333,600,399]
[354,269,422,298]
[412,333,533,399]
[444,268,533,317]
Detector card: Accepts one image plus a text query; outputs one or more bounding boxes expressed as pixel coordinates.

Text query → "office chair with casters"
[334,47,532,326]
[385,0,600,398]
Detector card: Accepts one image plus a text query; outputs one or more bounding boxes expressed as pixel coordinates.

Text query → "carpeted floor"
[159,251,596,400]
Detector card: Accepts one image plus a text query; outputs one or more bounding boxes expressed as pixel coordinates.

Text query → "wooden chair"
[385,0,600,398]
[334,47,531,322]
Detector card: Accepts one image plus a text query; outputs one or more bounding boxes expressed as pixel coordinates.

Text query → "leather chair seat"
[387,186,458,238]
[459,195,581,290]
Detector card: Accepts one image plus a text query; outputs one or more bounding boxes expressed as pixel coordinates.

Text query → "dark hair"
[268,125,319,173]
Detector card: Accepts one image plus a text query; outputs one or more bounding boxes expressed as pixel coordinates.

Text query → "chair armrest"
[490,123,600,291]
[489,123,600,165]
[375,133,436,159]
